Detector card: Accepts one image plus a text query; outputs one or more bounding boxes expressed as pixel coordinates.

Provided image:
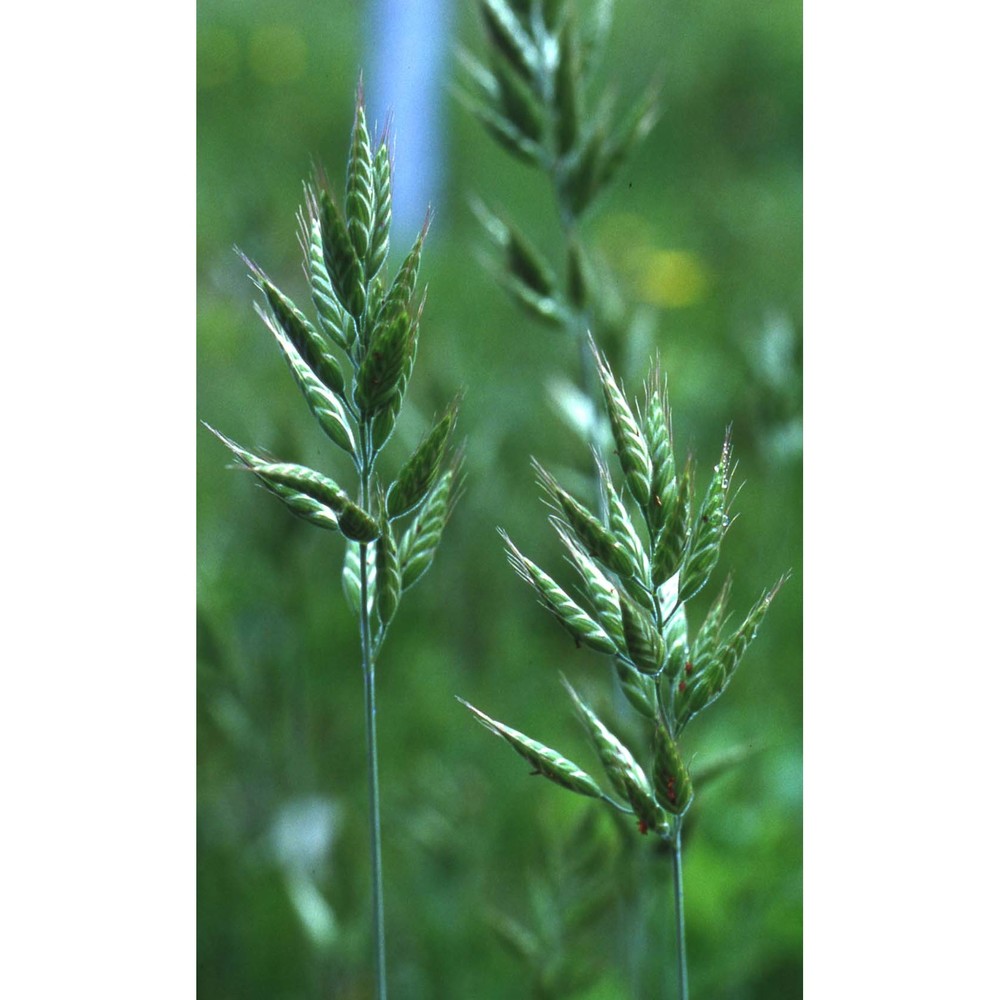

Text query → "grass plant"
[462,343,786,999]
[206,83,461,1000]
[459,2,787,996]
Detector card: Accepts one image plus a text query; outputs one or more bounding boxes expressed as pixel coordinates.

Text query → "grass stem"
[359,439,387,1000]
[671,823,689,1000]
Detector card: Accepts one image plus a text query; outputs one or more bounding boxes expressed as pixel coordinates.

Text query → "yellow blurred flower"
[638,250,709,308]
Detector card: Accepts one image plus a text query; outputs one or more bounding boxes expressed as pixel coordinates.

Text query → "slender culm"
[672,821,689,1000]
[207,82,461,999]
[459,5,786,993]
[358,440,387,999]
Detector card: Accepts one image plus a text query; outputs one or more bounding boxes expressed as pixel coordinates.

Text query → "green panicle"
[552,522,625,650]
[655,563,680,623]
[503,222,557,298]
[662,602,689,684]
[271,491,341,531]
[460,698,604,800]
[643,377,676,537]
[591,341,653,507]
[503,533,618,656]
[474,201,557,299]
[318,186,366,319]
[479,0,537,82]
[375,504,401,628]
[554,11,582,156]
[678,431,732,604]
[337,506,383,544]
[562,120,606,216]
[562,680,664,832]
[386,399,459,519]
[652,723,694,816]
[715,577,786,685]
[496,270,568,327]
[363,276,385,333]
[249,460,349,511]
[533,461,634,580]
[676,662,725,730]
[462,92,545,165]
[615,660,658,720]
[207,426,344,533]
[255,268,346,397]
[398,464,459,591]
[368,140,392,280]
[652,454,692,585]
[620,595,665,675]
[456,47,500,105]
[346,86,375,263]
[619,573,658,617]
[302,205,354,350]
[371,309,421,453]
[674,579,785,731]
[691,577,733,674]
[492,52,545,143]
[256,306,356,457]
[343,540,376,618]
[355,309,413,415]
[598,460,650,583]
[380,220,427,327]
[252,462,380,543]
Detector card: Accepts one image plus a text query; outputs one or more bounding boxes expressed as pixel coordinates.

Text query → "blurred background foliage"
[197,1,801,997]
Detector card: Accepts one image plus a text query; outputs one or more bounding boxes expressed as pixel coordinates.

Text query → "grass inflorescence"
[206,81,461,1000]
[462,342,786,998]
[459,3,788,996]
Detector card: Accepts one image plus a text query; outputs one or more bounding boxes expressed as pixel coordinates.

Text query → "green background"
[197,1,802,997]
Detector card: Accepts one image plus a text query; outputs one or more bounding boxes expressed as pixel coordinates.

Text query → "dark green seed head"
[386,398,459,519]
[678,432,732,604]
[653,724,693,816]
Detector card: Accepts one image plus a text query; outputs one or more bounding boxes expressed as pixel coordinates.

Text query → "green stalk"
[671,822,689,1000]
[574,303,609,514]
[358,425,387,1000]
[531,8,606,521]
